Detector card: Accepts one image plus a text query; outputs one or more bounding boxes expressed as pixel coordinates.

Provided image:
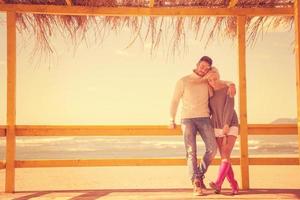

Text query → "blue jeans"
[181,117,217,182]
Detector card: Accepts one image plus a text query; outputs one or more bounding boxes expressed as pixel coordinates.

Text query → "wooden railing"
[0,124,298,170]
[0,124,297,136]
[1,1,299,192]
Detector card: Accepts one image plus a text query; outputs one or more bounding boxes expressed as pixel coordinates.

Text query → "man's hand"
[227,83,236,97]
[169,121,176,129]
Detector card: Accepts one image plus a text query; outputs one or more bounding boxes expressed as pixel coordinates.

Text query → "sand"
[0,165,299,199]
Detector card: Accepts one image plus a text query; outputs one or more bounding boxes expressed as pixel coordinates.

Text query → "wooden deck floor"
[0,165,300,199]
[1,188,300,199]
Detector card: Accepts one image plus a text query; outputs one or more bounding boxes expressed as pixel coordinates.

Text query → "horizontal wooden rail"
[0,157,298,170]
[15,158,188,168]
[0,125,6,136]
[0,161,5,169]
[0,5,293,16]
[15,125,181,136]
[10,157,298,168]
[248,124,297,135]
[11,124,298,136]
[249,157,299,165]
[0,124,297,136]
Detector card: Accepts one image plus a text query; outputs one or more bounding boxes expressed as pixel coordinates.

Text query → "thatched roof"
[0,0,295,58]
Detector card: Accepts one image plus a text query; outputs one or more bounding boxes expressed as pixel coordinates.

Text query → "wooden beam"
[13,124,298,136]
[14,158,240,168]
[238,15,250,190]
[0,161,5,169]
[0,125,6,136]
[15,125,182,136]
[0,5,293,16]
[5,11,16,193]
[249,157,299,165]
[248,124,297,135]
[13,157,298,168]
[15,159,188,168]
[295,0,300,165]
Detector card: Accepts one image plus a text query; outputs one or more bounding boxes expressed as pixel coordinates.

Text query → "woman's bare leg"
[220,135,238,194]
[219,135,236,160]
[210,137,232,193]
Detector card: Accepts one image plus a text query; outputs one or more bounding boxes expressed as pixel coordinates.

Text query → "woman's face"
[207,73,219,89]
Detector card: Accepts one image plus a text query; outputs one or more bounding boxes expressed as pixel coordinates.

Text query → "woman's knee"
[220,151,230,161]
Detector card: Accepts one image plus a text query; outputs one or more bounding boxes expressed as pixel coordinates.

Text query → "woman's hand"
[222,125,229,145]
[223,124,229,134]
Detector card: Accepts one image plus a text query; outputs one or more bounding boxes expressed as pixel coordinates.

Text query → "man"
[169,56,234,196]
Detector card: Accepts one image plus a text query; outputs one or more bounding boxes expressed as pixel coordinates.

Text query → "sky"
[0,13,297,125]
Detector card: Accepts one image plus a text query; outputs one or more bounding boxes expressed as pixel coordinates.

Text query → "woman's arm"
[223,92,235,128]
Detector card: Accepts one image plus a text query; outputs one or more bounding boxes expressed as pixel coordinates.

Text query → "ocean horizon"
[0,135,298,160]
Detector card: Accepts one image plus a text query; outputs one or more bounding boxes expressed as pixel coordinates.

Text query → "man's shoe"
[199,177,207,190]
[197,165,207,190]
[193,178,204,196]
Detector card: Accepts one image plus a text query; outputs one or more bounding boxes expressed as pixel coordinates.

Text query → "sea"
[0,135,298,159]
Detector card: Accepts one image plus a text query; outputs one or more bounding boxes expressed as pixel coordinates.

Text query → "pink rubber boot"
[209,160,230,194]
[226,164,239,195]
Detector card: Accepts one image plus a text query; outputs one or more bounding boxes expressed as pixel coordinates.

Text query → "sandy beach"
[0,165,300,199]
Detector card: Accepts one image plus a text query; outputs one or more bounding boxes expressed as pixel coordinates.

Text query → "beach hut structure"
[0,0,299,193]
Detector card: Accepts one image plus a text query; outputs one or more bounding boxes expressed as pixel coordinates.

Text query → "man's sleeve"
[170,79,184,121]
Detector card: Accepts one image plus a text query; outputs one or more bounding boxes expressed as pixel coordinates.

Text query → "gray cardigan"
[209,86,239,129]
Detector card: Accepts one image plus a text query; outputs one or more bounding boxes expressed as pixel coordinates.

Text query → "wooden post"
[5,11,16,193]
[237,15,250,189]
[295,0,300,164]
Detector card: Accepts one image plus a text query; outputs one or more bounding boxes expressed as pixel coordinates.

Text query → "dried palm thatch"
[1,0,295,59]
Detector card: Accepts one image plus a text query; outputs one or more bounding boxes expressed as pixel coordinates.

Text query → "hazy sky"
[0,13,296,125]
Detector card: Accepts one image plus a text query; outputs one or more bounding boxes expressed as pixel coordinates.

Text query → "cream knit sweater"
[170,71,210,121]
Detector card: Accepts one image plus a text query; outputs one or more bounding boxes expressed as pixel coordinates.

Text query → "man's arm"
[169,79,184,128]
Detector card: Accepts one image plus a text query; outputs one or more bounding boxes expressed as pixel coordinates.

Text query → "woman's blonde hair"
[205,67,220,80]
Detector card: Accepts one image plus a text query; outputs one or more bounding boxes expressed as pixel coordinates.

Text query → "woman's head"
[207,70,220,88]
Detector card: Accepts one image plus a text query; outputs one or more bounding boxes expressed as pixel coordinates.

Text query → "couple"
[169,56,239,196]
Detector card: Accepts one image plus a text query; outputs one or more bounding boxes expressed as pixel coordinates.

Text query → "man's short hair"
[198,56,213,66]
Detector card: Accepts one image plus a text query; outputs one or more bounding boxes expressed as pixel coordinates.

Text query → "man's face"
[196,61,211,76]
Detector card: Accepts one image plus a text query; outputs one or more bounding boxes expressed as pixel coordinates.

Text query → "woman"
[206,70,239,195]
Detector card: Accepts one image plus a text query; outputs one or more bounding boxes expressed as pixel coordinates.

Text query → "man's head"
[195,56,213,76]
